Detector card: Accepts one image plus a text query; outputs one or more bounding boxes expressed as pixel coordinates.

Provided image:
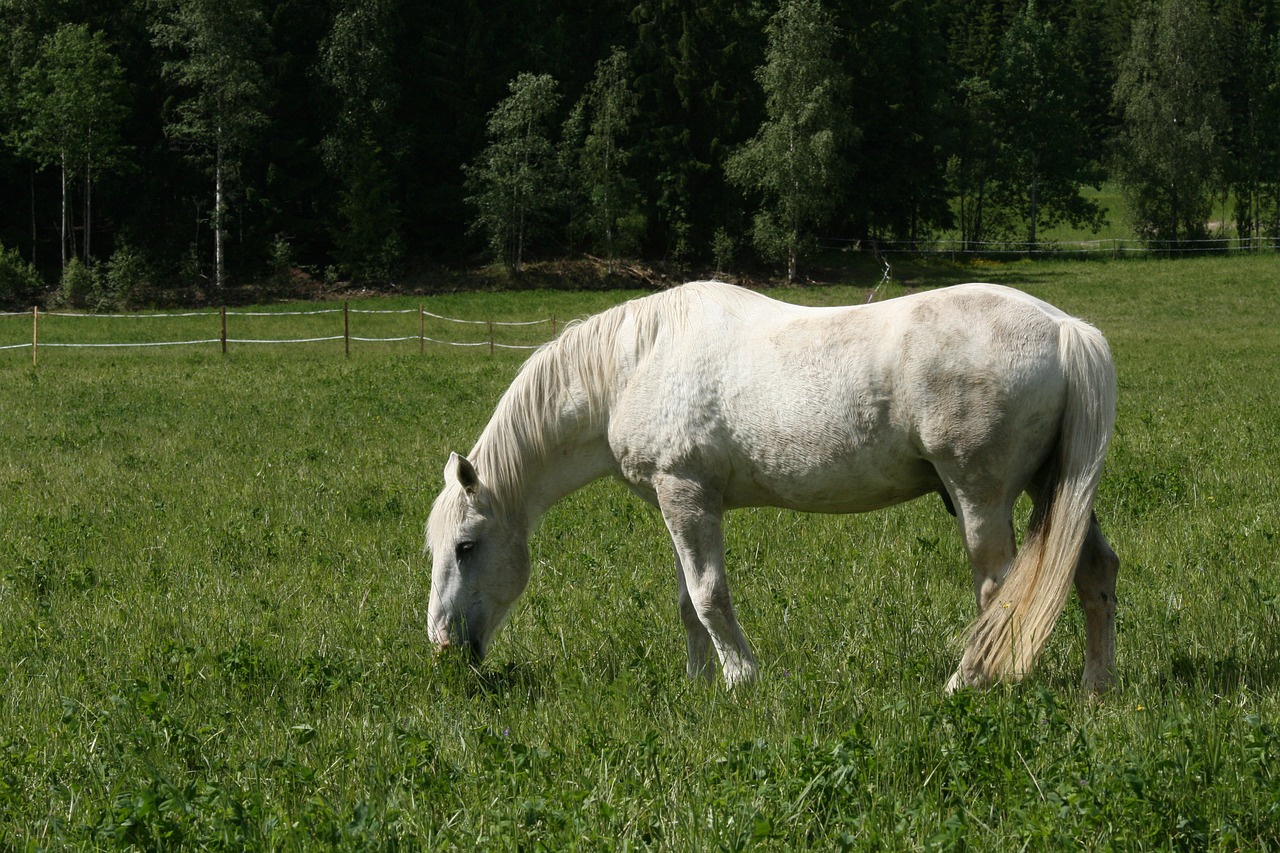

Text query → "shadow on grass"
[1162,648,1280,694]
[427,650,554,703]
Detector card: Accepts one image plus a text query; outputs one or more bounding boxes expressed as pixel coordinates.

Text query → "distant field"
[2,255,1280,849]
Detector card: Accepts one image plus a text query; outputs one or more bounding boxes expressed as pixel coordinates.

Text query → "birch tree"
[319,0,405,282]
[725,0,847,282]
[151,0,268,290]
[16,23,127,270]
[464,73,561,274]
[1113,0,1225,249]
[563,46,641,272]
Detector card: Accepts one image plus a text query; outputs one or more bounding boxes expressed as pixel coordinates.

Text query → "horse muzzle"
[430,616,487,661]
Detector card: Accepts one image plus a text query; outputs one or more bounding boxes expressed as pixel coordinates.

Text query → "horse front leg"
[656,475,759,688]
[674,549,713,682]
[1074,514,1119,693]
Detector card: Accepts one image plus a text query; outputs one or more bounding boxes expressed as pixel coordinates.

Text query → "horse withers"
[425,281,1118,692]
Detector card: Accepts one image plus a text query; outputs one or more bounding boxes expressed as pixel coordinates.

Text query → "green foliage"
[331,133,404,285]
[989,1,1105,245]
[318,0,405,284]
[151,0,269,288]
[711,226,736,274]
[14,23,127,177]
[0,241,41,306]
[3,2,1280,292]
[949,74,1006,246]
[950,1,1104,248]
[845,0,953,241]
[55,257,95,308]
[52,247,148,311]
[151,0,269,170]
[100,242,150,310]
[1219,2,1280,242]
[628,0,767,261]
[13,22,128,268]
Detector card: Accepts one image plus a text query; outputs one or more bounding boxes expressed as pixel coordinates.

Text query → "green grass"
[2,256,1280,849]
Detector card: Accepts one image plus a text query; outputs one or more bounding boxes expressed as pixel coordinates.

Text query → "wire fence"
[826,234,1280,256]
[0,302,562,364]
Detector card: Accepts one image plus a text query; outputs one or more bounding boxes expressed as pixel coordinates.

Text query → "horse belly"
[719,420,939,513]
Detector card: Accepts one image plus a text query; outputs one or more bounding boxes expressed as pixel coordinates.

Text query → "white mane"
[467,281,765,516]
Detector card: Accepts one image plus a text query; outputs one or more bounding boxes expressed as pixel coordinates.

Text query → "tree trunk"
[604,147,615,275]
[60,151,68,272]
[1028,168,1039,251]
[84,158,93,264]
[215,141,225,290]
[30,168,37,266]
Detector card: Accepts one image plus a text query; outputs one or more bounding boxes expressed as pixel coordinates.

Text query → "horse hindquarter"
[955,314,1117,689]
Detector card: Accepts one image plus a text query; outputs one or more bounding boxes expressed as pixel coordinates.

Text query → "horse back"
[608,283,1073,513]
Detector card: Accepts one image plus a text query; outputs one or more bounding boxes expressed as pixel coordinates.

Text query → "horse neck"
[472,345,618,529]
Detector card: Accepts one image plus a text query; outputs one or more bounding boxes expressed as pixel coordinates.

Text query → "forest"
[1,0,1279,304]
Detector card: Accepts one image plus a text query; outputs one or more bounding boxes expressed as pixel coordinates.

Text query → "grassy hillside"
[1,255,1279,849]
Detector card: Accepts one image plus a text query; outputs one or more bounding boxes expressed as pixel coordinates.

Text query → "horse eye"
[455,541,476,560]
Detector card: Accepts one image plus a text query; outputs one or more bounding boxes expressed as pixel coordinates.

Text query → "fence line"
[37,339,225,348]
[0,301,561,364]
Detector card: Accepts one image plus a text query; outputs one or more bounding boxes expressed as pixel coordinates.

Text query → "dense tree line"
[1,0,1279,302]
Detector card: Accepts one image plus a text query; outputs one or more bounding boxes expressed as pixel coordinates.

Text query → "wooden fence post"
[220,306,227,354]
[488,320,494,356]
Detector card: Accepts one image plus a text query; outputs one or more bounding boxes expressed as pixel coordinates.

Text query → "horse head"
[425,452,530,660]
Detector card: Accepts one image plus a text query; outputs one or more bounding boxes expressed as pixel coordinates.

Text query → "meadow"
[2,255,1280,849]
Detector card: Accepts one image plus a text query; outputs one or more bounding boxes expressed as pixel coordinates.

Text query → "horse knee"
[954,500,1016,611]
[974,573,1004,611]
[968,546,1012,611]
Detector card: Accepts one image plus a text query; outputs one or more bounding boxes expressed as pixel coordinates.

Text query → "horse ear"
[445,451,481,495]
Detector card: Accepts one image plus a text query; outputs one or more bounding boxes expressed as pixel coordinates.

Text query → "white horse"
[426,281,1118,691]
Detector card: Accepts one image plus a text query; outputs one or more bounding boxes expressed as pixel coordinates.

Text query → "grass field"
[2,255,1280,849]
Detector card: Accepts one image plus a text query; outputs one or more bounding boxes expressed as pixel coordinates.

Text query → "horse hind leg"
[945,493,1018,692]
[1074,513,1119,693]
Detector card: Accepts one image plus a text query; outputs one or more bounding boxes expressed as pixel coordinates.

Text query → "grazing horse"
[425,281,1119,691]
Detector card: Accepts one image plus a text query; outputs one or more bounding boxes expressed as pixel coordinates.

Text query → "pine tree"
[319,0,406,283]
[629,0,766,260]
[1219,0,1280,243]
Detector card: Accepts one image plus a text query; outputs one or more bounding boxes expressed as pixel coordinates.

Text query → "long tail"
[958,316,1117,686]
